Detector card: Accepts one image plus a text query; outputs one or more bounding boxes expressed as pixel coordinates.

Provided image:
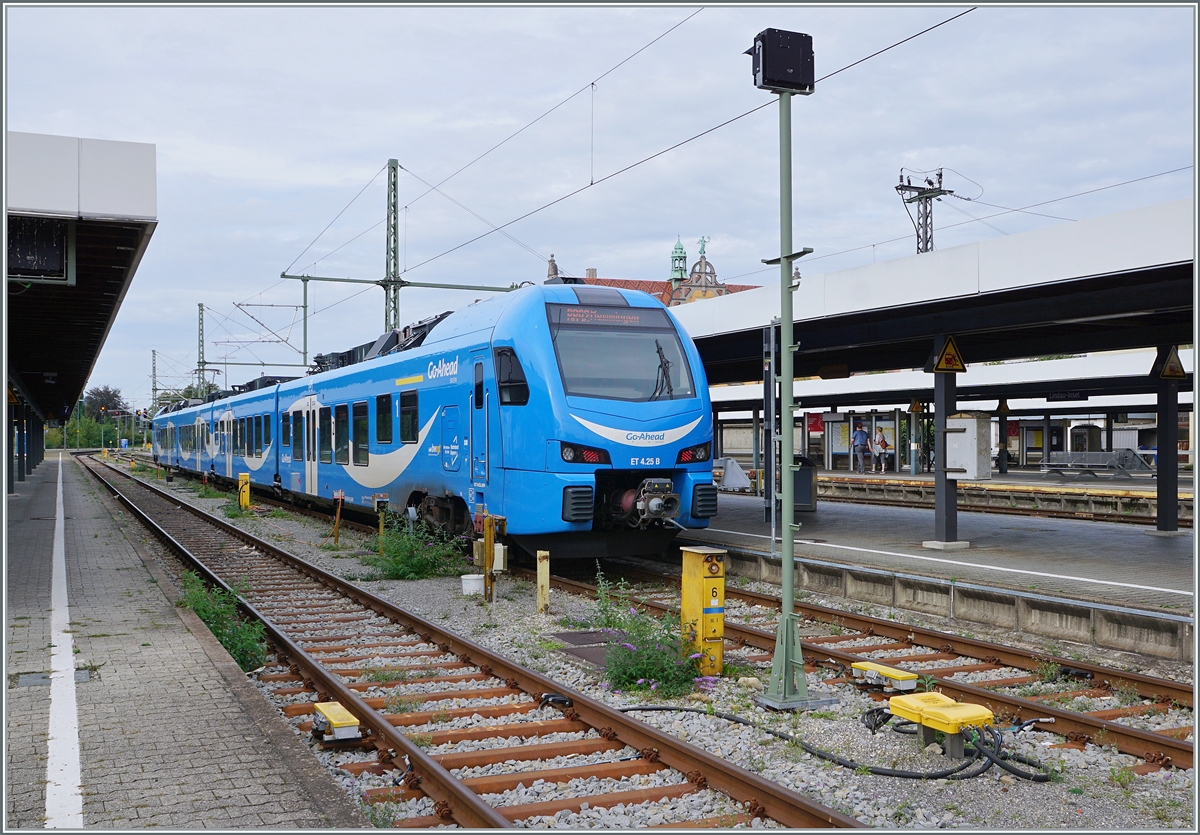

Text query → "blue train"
[152,282,716,559]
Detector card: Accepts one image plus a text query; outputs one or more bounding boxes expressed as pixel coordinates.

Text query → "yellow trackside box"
[238,472,251,509]
[681,546,726,677]
[313,701,361,741]
[889,692,993,735]
[852,661,918,691]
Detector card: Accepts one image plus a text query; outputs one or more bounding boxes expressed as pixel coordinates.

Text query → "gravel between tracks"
[133,473,1195,829]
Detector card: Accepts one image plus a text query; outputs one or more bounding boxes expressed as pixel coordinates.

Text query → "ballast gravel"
[139,474,1195,829]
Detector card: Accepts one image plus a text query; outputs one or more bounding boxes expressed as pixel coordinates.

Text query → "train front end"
[498,285,716,559]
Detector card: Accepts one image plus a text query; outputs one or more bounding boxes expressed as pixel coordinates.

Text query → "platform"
[4,453,365,828]
[688,491,1193,608]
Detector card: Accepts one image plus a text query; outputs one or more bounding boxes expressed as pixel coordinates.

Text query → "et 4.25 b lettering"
[631,456,660,466]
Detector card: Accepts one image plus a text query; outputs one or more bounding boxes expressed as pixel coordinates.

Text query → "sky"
[5,3,1196,408]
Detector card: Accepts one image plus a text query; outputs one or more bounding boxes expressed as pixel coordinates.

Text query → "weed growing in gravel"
[359,667,397,683]
[222,499,248,519]
[555,614,591,630]
[359,801,396,827]
[383,694,425,713]
[810,710,838,720]
[1035,660,1061,682]
[409,733,434,748]
[1112,681,1143,706]
[361,517,470,581]
[595,570,700,698]
[915,674,938,693]
[1108,765,1136,789]
[266,508,290,519]
[196,484,224,499]
[177,571,267,670]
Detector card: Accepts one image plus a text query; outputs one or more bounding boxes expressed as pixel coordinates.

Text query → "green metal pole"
[779,90,795,620]
[759,91,829,712]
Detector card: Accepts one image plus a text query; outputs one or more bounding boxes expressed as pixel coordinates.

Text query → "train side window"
[493,347,529,406]
[334,405,349,464]
[352,401,369,465]
[376,394,393,444]
[254,415,263,457]
[319,407,332,463]
[474,362,484,409]
[399,391,418,444]
[280,414,290,452]
[292,411,303,461]
[235,418,243,456]
[263,414,271,450]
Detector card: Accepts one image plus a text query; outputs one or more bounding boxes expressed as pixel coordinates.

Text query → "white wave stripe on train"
[241,443,273,472]
[341,412,439,489]
[572,415,701,447]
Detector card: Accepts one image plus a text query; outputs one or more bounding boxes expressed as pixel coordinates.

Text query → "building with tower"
[550,238,759,307]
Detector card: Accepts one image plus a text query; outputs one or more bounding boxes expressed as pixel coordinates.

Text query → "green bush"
[359,516,470,581]
[595,571,701,698]
[178,571,267,670]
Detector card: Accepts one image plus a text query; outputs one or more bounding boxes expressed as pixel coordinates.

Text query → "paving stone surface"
[5,454,366,829]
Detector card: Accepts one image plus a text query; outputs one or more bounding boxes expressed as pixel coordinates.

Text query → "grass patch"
[595,570,700,698]
[222,499,249,519]
[196,484,224,499]
[359,517,471,581]
[178,571,267,671]
[383,694,426,714]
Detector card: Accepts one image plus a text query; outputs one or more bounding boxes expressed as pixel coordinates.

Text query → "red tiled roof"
[584,277,758,306]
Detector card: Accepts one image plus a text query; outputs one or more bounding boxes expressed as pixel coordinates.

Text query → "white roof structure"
[672,199,1193,339]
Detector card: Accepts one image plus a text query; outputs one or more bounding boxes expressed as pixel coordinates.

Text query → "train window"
[352,401,369,466]
[545,303,696,402]
[493,347,530,406]
[263,414,271,450]
[376,394,393,444]
[308,409,315,462]
[474,363,484,409]
[292,411,303,461]
[319,407,332,464]
[334,405,349,465]
[254,415,263,457]
[280,414,290,452]
[400,391,418,444]
[235,418,242,456]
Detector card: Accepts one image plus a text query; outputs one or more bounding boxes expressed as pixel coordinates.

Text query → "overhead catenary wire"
[396,7,980,278]
[283,163,388,274]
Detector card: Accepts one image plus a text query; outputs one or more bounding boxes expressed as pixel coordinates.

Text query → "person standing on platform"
[851,423,869,474]
[872,427,889,473]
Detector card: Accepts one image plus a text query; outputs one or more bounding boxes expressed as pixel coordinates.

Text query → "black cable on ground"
[619,705,992,780]
[964,726,1055,782]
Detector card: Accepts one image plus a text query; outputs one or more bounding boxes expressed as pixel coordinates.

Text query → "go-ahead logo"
[572,415,702,447]
[427,357,459,379]
[625,431,666,442]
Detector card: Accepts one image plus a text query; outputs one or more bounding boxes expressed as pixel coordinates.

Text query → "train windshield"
[546,304,696,402]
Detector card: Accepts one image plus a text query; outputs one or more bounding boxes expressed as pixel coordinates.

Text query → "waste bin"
[794,455,818,512]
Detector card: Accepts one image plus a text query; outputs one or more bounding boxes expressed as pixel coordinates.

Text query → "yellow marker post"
[680,546,726,676]
[482,514,506,604]
[536,550,550,614]
[238,473,250,510]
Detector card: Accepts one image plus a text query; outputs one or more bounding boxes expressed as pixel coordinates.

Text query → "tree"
[84,385,129,420]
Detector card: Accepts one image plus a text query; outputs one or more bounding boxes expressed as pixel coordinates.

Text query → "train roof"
[155,283,676,416]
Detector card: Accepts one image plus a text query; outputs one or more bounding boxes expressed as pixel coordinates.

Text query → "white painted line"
[705,527,1193,597]
[45,453,83,828]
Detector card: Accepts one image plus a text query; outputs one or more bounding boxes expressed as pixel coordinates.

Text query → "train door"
[222,413,233,478]
[303,397,319,494]
[470,357,488,485]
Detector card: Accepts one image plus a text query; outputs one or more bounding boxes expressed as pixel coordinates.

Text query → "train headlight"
[676,443,711,464]
[561,443,610,465]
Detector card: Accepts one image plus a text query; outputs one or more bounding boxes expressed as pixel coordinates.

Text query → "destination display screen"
[546,304,672,329]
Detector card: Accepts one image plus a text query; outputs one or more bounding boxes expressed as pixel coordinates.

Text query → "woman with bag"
[872,427,889,473]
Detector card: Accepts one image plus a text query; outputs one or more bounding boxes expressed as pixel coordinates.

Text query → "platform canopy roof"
[672,200,1194,387]
[5,131,157,423]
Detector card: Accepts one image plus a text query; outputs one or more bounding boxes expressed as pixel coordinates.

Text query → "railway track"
[515,562,1194,774]
[83,456,860,829]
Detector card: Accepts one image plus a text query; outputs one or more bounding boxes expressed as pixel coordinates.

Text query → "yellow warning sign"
[1159,346,1187,380]
[930,335,966,373]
